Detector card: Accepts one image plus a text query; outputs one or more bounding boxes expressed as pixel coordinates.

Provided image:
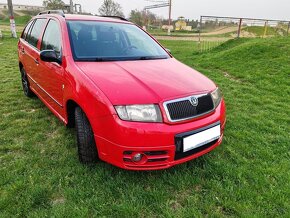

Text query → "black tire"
[75,107,99,164]
[20,68,34,97]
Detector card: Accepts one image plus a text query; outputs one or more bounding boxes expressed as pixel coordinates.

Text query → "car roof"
[36,13,131,24]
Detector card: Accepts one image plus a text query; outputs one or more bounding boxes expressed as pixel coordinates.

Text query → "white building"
[0,3,45,11]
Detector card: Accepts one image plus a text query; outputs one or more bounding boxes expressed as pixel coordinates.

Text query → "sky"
[0,0,289,21]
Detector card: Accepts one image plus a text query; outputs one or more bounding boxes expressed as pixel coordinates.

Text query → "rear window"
[21,20,34,40]
[26,19,46,48]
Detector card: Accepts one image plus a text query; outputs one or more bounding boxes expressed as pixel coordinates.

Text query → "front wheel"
[75,107,99,164]
[20,68,34,97]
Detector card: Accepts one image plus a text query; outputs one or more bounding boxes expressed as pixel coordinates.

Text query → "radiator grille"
[165,94,214,122]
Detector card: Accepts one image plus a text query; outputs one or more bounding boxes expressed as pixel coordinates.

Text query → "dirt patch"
[194,185,202,192]
[155,35,232,42]
[223,72,242,83]
[168,200,182,211]
[52,197,66,205]
[202,26,239,36]
[230,30,257,38]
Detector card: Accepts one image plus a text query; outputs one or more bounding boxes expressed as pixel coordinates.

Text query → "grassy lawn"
[0,36,289,217]
[244,26,287,37]
[0,15,31,25]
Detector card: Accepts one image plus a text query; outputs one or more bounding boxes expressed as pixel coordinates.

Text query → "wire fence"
[198,16,290,52]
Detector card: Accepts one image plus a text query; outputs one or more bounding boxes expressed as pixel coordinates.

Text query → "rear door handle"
[34,58,39,65]
[21,48,25,54]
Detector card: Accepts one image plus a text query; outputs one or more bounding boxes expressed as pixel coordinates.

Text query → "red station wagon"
[18,11,226,170]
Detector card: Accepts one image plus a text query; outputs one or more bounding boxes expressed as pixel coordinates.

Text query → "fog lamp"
[132,153,143,162]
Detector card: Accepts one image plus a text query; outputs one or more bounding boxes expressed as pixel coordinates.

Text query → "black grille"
[166,94,214,121]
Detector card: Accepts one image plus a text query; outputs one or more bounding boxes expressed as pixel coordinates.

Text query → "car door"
[24,18,47,88]
[38,18,65,116]
[18,19,35,75]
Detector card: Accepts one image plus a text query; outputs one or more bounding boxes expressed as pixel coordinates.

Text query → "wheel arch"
[66,99,80,128]
[19,62,23,70]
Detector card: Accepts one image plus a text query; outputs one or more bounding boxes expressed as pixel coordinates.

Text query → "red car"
[18,11,226,170]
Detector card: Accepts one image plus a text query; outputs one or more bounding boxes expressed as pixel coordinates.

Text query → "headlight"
[211,88,222,108]
[115,104,162,122]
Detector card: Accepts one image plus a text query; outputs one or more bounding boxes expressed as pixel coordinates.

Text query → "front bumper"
[93,99,226,170]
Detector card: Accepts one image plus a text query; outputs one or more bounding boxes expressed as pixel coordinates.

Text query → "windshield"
[67,20,170,61]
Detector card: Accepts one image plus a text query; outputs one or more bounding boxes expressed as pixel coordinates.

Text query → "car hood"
[75,58,216,105]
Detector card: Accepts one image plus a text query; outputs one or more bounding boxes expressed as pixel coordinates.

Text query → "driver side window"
[41,19,62,57]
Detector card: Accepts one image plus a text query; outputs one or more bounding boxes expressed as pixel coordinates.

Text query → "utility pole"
[70,0,74,13]
[168,0,172,26]
[7,0,17,38]
[168,0,172,35]
[198,16,202,51]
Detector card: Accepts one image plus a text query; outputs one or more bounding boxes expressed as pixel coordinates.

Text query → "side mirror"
[166,48,171,54]
[40,50,62,65]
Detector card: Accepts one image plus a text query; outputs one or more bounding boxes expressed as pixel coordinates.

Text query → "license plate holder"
[183,124,220,152]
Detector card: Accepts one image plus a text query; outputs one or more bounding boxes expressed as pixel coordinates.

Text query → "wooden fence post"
[237,18,243,38]
[263,21,268,38]
[198,16,203,52]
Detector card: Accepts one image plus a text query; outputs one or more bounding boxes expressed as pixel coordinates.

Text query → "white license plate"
[183,125,221,152]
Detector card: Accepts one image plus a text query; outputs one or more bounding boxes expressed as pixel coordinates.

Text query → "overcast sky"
[0,0,289,21]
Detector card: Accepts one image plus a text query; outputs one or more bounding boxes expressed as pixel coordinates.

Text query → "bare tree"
[129,9,161,27]
[98,0,124,17]
[43,0,66,10]
[129,10,144,26]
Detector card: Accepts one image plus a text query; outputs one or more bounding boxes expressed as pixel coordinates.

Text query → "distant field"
[0,15,31,25]
[0,11,31,32]
[0,9,33,25]
[0,33,289,216]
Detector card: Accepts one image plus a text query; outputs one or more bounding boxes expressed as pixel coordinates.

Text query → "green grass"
[0,37,289,217]
[0,14,32,25]
[0,10,31,25]
[0,9,37,25]
[244,26,287,37]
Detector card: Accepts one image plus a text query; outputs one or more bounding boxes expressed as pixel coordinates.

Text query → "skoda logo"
[190,97,198,106]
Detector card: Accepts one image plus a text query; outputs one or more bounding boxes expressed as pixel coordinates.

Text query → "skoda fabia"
[18,11,226,170]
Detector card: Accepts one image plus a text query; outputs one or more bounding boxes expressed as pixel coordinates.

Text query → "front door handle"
[34,58,39,65]
[21,48,25,54]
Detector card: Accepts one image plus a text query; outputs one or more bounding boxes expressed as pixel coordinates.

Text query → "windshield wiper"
[77,56,169,62]
[138,56,168,60]
[94,57,116,62]
[77,58,112,62]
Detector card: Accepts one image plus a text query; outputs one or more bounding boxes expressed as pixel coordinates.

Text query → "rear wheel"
[75,107,99,164]
[20,68,34,97]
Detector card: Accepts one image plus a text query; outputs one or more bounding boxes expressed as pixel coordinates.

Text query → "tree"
[129,10,144,26]
[43,0,66,10]
[98,0,124,17]
[129,9,161,27]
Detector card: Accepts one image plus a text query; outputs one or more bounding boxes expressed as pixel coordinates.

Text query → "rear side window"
[41,19,62,57]
[21,20,34,40]
[27,19,46,48]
